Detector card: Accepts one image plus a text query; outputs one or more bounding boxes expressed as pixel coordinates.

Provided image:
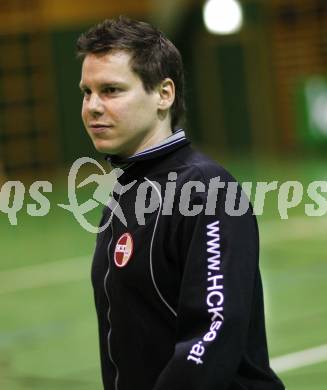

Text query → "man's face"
[80,50,161,157]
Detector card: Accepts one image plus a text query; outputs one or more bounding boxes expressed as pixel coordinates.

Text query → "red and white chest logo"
[114,233,134,268]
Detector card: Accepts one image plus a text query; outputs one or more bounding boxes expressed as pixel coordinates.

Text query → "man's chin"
[92,138,135,158]
[93,140,120,155]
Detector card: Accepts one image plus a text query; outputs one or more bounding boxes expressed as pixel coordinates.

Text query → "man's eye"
[81,89,91,96]
[104,87,119,94]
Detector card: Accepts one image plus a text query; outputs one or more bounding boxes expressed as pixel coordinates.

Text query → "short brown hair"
[76,16,185,131]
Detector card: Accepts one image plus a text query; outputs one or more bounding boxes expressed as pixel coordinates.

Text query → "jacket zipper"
[104,189,122,390]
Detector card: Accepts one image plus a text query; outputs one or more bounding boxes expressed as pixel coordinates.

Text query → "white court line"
[0,255,91,294]
[1,232,327,373]
[271,344,327,373]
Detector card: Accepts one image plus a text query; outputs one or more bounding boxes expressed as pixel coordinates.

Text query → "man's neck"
[119,124,173,159]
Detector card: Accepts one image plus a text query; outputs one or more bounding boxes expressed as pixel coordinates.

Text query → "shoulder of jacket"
[173,148,237,185]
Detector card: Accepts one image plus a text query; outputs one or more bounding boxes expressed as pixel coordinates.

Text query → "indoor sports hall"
[1,1,326,389]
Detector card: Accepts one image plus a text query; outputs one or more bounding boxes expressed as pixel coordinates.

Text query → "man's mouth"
[89,124,113,134]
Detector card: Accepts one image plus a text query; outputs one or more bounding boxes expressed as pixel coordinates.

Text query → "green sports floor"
[0,155,326,389]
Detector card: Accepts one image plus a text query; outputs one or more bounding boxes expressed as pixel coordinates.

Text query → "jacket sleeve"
[153,188,259,390]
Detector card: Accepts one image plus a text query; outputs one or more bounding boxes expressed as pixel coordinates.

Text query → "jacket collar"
[105,129,190,169]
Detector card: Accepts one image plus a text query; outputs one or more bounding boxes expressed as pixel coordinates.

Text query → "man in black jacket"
[76,16,285,390]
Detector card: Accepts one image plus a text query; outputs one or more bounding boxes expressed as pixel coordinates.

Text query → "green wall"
[51,27,98,163]
[216,43,252,151]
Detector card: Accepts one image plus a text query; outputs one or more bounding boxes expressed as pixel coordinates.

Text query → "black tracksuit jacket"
[91,130,285,390]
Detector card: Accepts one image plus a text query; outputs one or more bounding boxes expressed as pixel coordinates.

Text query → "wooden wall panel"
[0,0,151,33]
[267,0,327,149]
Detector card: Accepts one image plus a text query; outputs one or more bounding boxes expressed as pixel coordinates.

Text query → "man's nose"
[88,93,104,116]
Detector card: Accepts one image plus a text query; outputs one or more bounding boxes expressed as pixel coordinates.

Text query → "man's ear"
[158,78,175,110]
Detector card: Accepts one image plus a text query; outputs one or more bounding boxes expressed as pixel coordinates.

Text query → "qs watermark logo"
[0,157,327,232]
[58,157,136,233]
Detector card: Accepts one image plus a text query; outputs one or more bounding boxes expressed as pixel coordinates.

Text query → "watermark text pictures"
[0,157,326,232]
